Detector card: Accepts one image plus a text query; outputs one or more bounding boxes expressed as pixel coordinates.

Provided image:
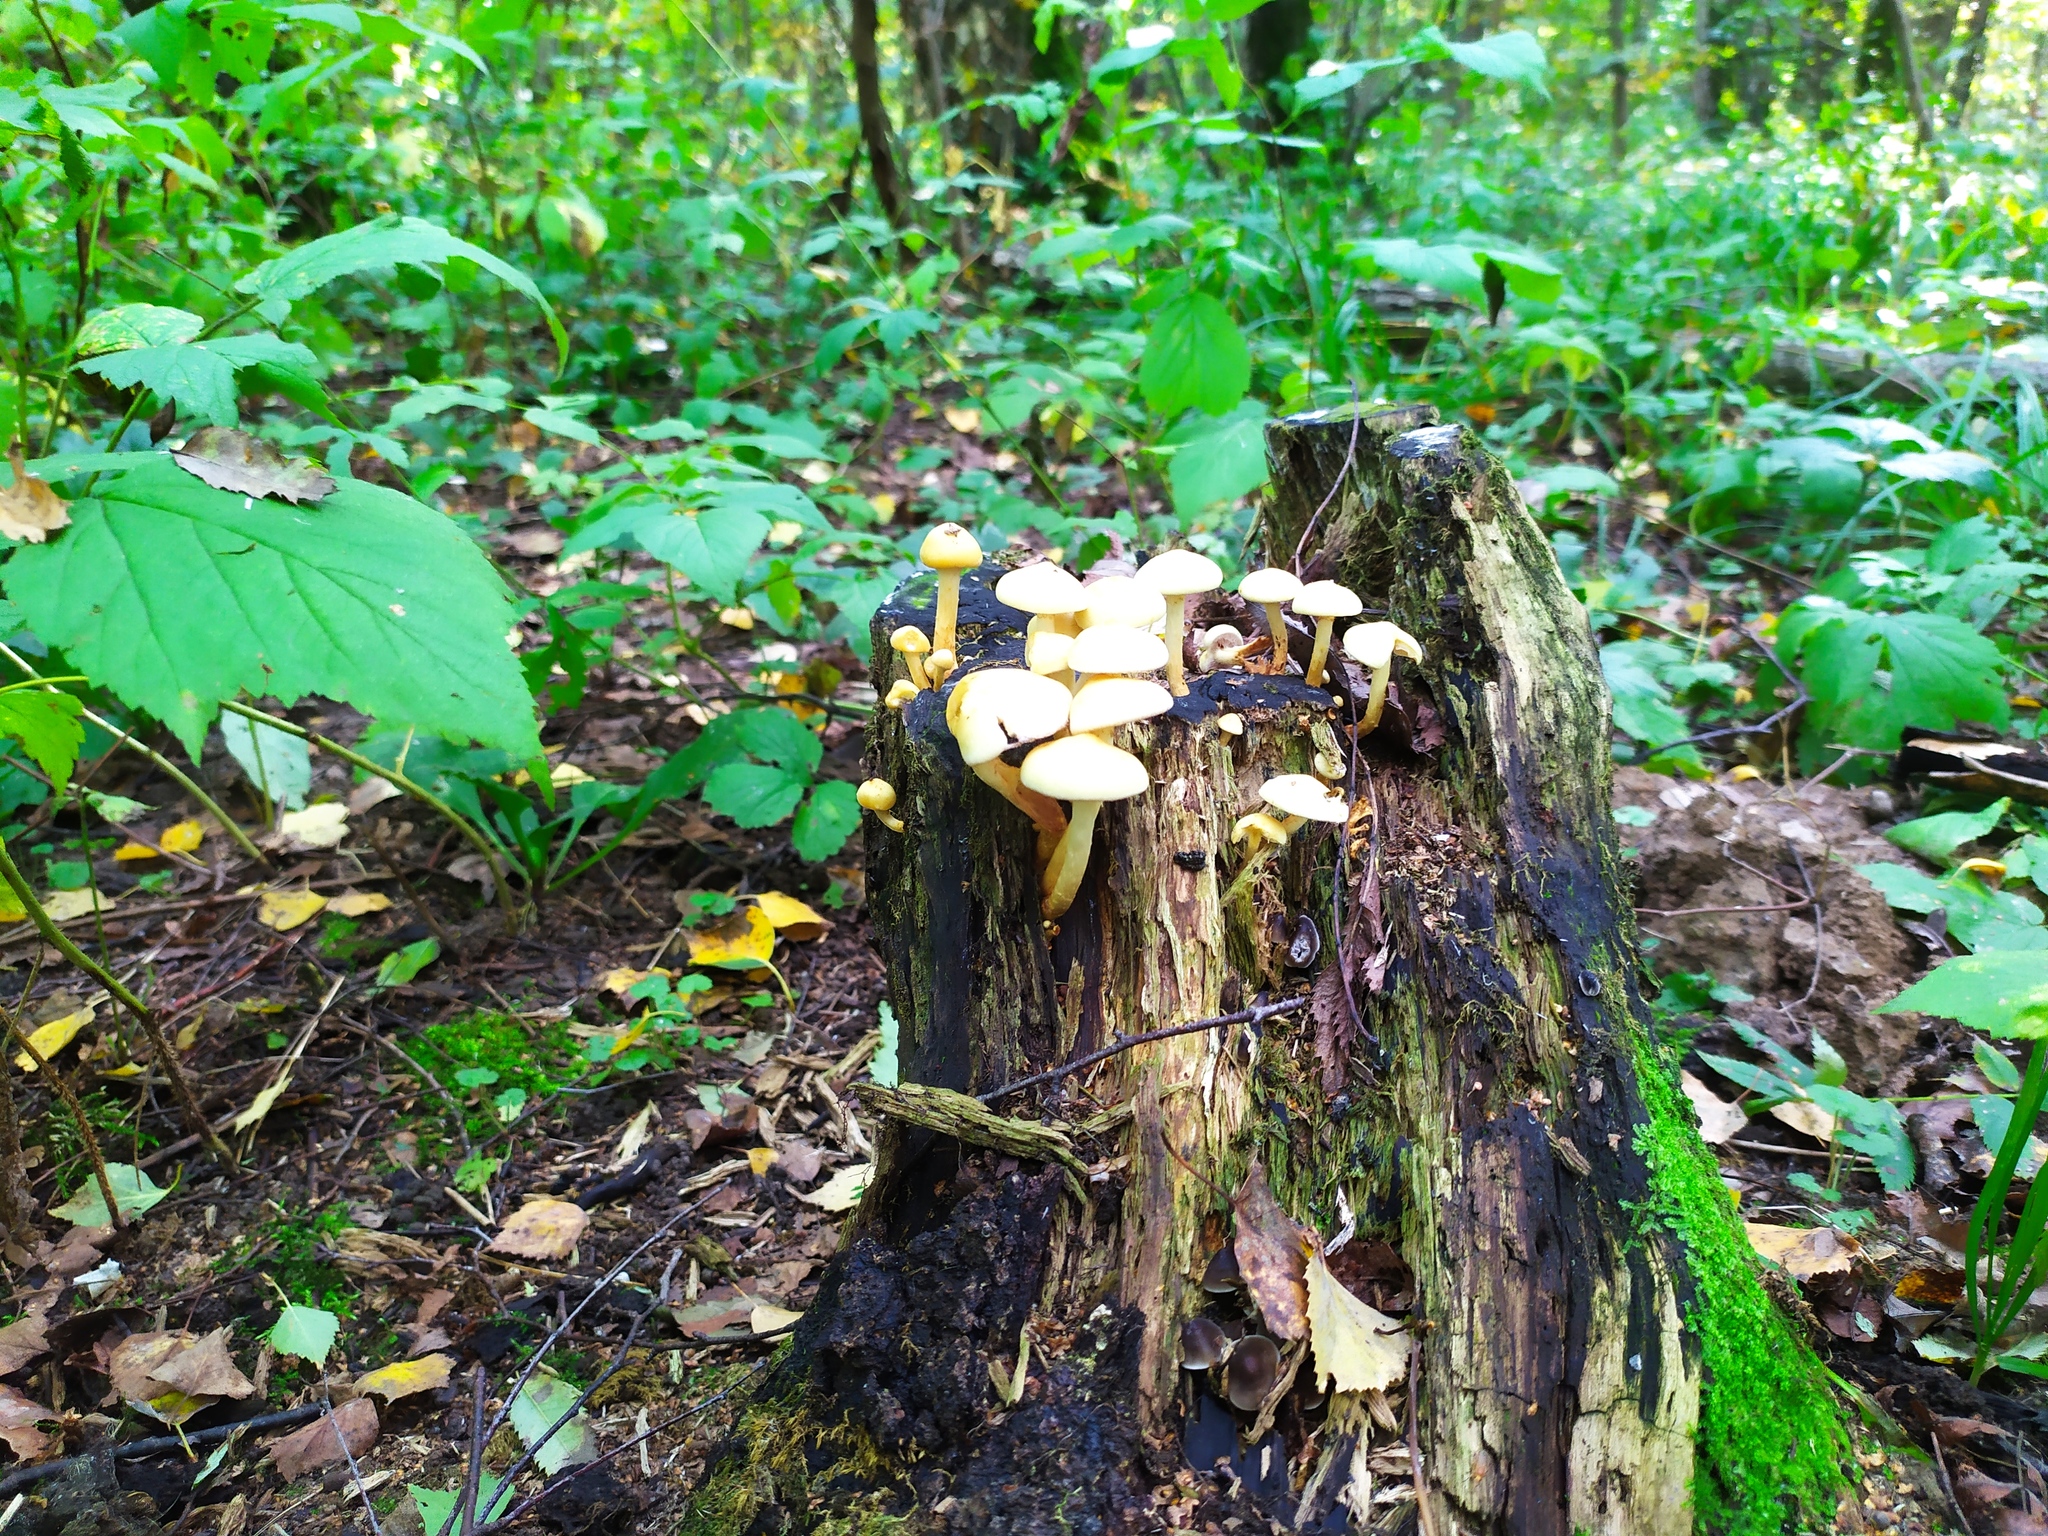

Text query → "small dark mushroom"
[1225,1335,1280,1411]
[1287,913,1320,969]
[1202,1247,1242,1293]
[1180,1317,1227,1370]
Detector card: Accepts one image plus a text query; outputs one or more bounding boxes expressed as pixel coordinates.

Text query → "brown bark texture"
[848,0,908,229]
[732,409,1706,1536]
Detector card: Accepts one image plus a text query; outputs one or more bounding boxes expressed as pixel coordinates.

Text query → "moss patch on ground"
[1633,1038,1849,1534]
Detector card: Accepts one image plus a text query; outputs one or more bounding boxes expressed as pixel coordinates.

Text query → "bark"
[1757,337,2048,402]
[849,0,909,230]
[702,411,1797,1534]
[1608,0,1630,159]
[1944,0,1993,123]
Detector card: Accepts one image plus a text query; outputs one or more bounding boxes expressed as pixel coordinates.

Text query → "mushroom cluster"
[863,538,1428,918]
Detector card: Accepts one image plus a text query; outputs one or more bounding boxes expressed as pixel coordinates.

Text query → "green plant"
[1697,1023,1915,1191]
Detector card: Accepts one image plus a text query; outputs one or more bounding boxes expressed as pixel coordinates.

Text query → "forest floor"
[1,411,2042,1536]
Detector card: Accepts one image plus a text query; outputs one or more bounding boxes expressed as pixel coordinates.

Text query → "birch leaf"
[1305,1247,1408,1394]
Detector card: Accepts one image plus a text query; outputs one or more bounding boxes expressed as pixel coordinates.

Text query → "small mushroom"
[1068,676,1173,740]
[1342,621,1423,734]
[857,779,905,832]
[1313,749,1345,781]
[1231,810,1291,849]
[1238,568,1303,674]
[996,561,1087,637]
[1197,624,1250,674]
[1078,576,1167,634]
[1136,549,1223,696]
[1020,734,1151,919]
[925,647,958,688]
[1225,1335,1280,1411]
[1026,629,1076,681]
[1067,625,1168,682]
[1292,581,1364,689]
[920,522,983,657]
[884,679,920,709]
[890,625,933,690]
[1180,1317,1228,1371]
[1202,1247,1243,1292]
[1216,712,1245,737]
[948,669,1072,842]
[1260,773,1350,836]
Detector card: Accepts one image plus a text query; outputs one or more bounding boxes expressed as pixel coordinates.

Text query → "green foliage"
[0,687,83,797]
[1698,1023,1915,1191]
[412,1011,575,1141]
[375,937,441,988]
[268,1303,340,1365]
[50,1162,167,1226]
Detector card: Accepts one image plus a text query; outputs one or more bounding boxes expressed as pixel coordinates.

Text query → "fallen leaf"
[747,1146,777,1176]
[613,1103,656,1166]
[40,889,115,922]
[1934,1415,2007,1446]
[355,1353,454,1401]
[35,1225,107,1278]
[670,1297,753,1338]
[490,1199,590,1261]
[13,1006,93,1072]
[0,1383,56,1459]
[1768,1099,1836,1143]
[1680,1071,1747,1145]
[275,803,347,849]
[683,1096,758,1151]
[271,1397,378,1481]
[687,906,776,969]
[172,427,336,505]
[773,1139,825,1185]
[1233,1160,1310,1342]
[256,889,328,931]
[1745,1222,1859,1279]
[445,853,497,901]
[602,966,666,995]
[408,1328,453,1357]
[0,1314,49,1373]
[347,776,401,813]
[943,406,982,435]
[232,1074,295,1134]
[1305,1246,1408,1394]
[415,1289,455,1328]
[113,841,160,862]
[508,1373,595,1474]
[327,891,391,917]
[1894,1267,1964,1308]
[108,1329,248,1425]
[149,1327,256,1399]
[158,819,205,854]
[754,892,831,941]
[0,447,71,545]
[798,1162,872,1212]
[51,1164,167,1227]
[751,1304,803,1333]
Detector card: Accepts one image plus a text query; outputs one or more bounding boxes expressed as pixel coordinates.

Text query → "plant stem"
[1968,1038,2048,1381]
[0,1006,123,1231]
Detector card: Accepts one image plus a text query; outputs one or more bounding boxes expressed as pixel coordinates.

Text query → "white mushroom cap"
[1020,733,1149,803]
[1343,621,1424,669]
[1197,624,1247,671]
[1238,567,1303,605]
[1069,677,1173,736]
[1135,548,1223,599]
[1067,625,1168,676]
[950,669,1071,765]
[996,561,1087,617]
[1079,576,1167,632]
[1261,773,1349,823]
[1026,629,1076,676]
[1292,580,1364,620]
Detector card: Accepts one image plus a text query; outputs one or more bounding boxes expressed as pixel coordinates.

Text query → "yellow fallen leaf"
[158,820,205,854]
[0,448,70,544]
[174,1020,200,1050]
[747,1146,778,1176]
[257,889,328,931]
[276,803,348,848]
[355,1352,454,1401]
[601,966,669,996]
[490,1199,591,1261]
[13,1007,93,1072]
[717,605,755,630]
[1767,1099,1835,1143]
[0,887,21,923]
[943,406,982,435]
[1305,1246,1408,1395]
[114,841,160,861]
[686,906,776,968]
[751,1304,803,1334]
[754,892,831,941]
[100,1063,147,1078]
[1745,1221,1858,1280]
[1680,1071,1747,1146]
[797,1162,871,1212]
[41,889,115,922]
[868,493,897,524]
[328,891,392,917]
[232,1073,293,1134]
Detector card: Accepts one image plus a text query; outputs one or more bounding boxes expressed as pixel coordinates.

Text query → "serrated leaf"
[35,79,143,139]
[1880,951,2048,1036]
[638,502,772,605]
[791,780,860,862]
[1778,600,2008,758]
[172,427,335,504]
[74,304,204,356]
[4,456,542,760]
[74,335,317,428]
[1306,1245,1408,1393]
[1140,292,1249,419]
[703,762,807,828]
[51,1163,167,1226]
[268,1304,338,1365]
[0,691,83,796]
[1165,401,1271,517]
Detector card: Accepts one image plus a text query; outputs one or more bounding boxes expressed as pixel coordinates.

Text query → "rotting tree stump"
[689,408,1845,1536]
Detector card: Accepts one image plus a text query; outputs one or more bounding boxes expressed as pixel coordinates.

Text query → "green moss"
[1633,1038,1848,1534]
[409,1009,578,1143]
[677,1392,902,1536]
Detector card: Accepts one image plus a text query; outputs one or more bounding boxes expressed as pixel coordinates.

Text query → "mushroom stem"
[1304,620,1338,690]
[1359,662,1394,733]
[872,806,905,833]
[1041,799,1103,919]
[903,652,931,690]
[934,572,963,656]
[971,760,1068,842]
[926,648,957,688]
[1163,594,1190,696]
[1259,602,1291,673]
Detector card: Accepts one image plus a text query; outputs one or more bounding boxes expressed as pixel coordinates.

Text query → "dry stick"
[365,822,456,950]
[0,840,228,1161]
[1,1009,122,1231]
[977,993,1313,1106]
[323,1381,385,1536]
[458,1365,488,1536]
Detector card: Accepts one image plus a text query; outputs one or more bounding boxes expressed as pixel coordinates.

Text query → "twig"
[1634,899,1813,917]
[367,821,456,950]
[1406,1331,1437,1536]
[0,1406,324,1494]
[0,1006,122,1230]
[977,993,1313,1105]
[1929,1425,1980,1536]
[324,1382,385,1536]
[1783,847,1824,1013]
[458,1365,487,1536]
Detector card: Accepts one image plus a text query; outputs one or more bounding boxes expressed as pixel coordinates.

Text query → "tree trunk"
[1608,0,1630,159]
[692,409,1847,1535]
[849,0,909,229]
[1944,0,1993,122]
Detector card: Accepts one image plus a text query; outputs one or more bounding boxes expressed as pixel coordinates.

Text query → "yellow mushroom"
[858,779,906,832]
[920,522,983,657]
[1341,621,1424,735]
[1292,581,1363,690]
[1020,734,1150,919]
[1135,549,1223,696]
[890,625,933,690]
[884,679,920,709]
[1238,568,1303,674]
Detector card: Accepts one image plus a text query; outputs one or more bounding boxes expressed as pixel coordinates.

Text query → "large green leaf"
[0,691,83,796]
[1880,951,2048,1035]
[1886,797,2011,862]
[1777,598,2008,758]
[4,455,540,759]
[1165,401,1271,517]
[74,304,203,355]
[73,334,316,426]
[703,762,807,827]
[1139,293,1249,419]
[792,779,860,862]
[238,215,565,367]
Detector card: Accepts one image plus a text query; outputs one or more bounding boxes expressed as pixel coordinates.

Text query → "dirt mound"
[1614,768,1926,1090]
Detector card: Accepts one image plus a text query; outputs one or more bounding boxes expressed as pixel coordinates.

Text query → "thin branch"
[978,993,1313,1105]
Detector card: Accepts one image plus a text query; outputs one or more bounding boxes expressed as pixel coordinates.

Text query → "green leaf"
[238,215,565,369]
[376,937,440,987]
[51,1162,167,1226]
[1977,1038,2025,1091]
[114,5,194,85]
[1440,29,1550,92]
[792,779,860,862]
[1884,449,1997,487]
[1601,641,1689,747]
[730,707,822,773]
[268,1303,339,1365]
[629,502,772,605]
[1697,1052,1799,1102]
[703,762,807,828]
[73,334,317,427]
[1139,293,1249,419]
[412,1475,513,1536]
[1857,861,2042,951]
[74,304,203,356]
[5,456,542,761]
[0,692,83,797]
[220,711,310,808]
[871,999,900,1088]
[1777,599,2008,758]
[508,1373,595,1475]
[1886,798,2010,862]
[1880,951,2048,1036]
[35,79,143,139]
[1164,401,1271,517]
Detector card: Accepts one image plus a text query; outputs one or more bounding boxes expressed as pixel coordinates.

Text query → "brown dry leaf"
[489,1199,590,1261]
[1233,1160,1309,1342]
[1767,1099,1836,1143]
[0,447,71,545]
[271,1397,377,1481]
[1304,1246,1408,1394]
[149,1327,256,1399]
[773,1139,825,1186]
[754,892,831,941]
[0,1314,49,1374]
[106,1331,215,1425]
[1680,1071,1747,1145]
[354,1353,453,1402]
[171,427,336,505]
[1745,1222,1859,1279]
[35,1225,107,1280]
[0,1383,55,1459]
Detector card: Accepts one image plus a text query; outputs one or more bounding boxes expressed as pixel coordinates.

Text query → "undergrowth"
[408,1009,579,1144]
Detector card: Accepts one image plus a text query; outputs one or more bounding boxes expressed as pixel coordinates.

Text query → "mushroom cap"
[884,679,920,707]
[1291,580,1364,620]
[1069,677,1173,736]
[1225,1335,1280,1411]
[1197,624,1247,672]
[950,669,1072,765]
[890,625,931,655]
[1202,1247,1243,1292]
[1019,733,1149,804]
[1239,567,1303,605]
[1231,811,1291,846]
[1216,712,1245,736]
[1025,630,1076,676]
[1342,620,1423,669]
[1135,548,1223,599]
[919,521,983,573]
[1180,1317,1228,1371]
[1079,576,1167,632]
[995,561,1086,616]
[1067,625,1168,677]
[1261,773,1349,823]
[857,779,897,812]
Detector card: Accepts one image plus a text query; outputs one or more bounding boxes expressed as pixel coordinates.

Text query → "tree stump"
[692,408,1845,1536]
